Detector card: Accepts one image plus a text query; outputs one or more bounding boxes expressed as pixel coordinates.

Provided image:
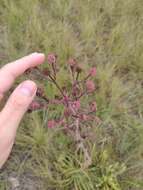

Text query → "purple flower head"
[89,67,96,77]
[86,80,95,93]
[68,58,77,67]
[47,53,57,64]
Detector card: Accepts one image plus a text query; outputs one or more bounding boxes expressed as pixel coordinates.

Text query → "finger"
[0,80,37,168]
[0,52,45,97]
[0,139,13,168]
[0,80,37,141]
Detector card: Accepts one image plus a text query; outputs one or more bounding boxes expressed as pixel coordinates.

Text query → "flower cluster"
[27,53,99,125]
[25,53,100,168]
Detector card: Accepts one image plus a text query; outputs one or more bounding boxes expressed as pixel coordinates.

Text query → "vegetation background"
[0,0,143,189]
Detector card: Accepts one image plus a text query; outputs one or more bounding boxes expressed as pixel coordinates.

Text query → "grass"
[0,0,143,189]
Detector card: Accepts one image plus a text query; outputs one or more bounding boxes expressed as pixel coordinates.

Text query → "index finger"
[0,52,45,97]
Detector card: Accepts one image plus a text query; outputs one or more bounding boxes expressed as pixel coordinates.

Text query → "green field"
[0,0,143,189]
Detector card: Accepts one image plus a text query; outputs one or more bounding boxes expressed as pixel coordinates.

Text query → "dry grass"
[0,0,143,189]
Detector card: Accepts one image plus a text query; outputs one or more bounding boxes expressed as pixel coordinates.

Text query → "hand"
[0,53,45,168]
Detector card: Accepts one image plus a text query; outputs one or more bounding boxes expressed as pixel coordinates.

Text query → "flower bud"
[68,58,77,66]
[47,53,57,64]
[86,80,95,93]
[89,67,96,77]
[76,65,82,73]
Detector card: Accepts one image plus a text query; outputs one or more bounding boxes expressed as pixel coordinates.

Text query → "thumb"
[0,80,37,137]
[0,80,36,168]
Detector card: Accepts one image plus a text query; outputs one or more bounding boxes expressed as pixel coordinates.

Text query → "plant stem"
[51,62,56,79]
[48,75,65,97]
[34,67,65,98]
[75,118,92,169]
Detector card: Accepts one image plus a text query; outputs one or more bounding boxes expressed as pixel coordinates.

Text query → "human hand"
[0,53,45,168]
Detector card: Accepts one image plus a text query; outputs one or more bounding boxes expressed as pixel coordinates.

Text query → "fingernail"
[37,53,45,57]
[19,81,37,97]
[30,53,45,60]
[31,52,45,56]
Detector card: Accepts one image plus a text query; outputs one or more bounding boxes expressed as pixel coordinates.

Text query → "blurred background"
[0,0,143,189]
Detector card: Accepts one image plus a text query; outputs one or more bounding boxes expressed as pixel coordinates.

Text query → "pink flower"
[47,120,56,128]
[72,100,80,111]
[86,80,95,93]
[47,53,57,64]
[89,67,96,77]
[68,58,77,66]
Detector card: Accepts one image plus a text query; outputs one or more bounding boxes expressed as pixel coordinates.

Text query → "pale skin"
[0,53,45,168]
